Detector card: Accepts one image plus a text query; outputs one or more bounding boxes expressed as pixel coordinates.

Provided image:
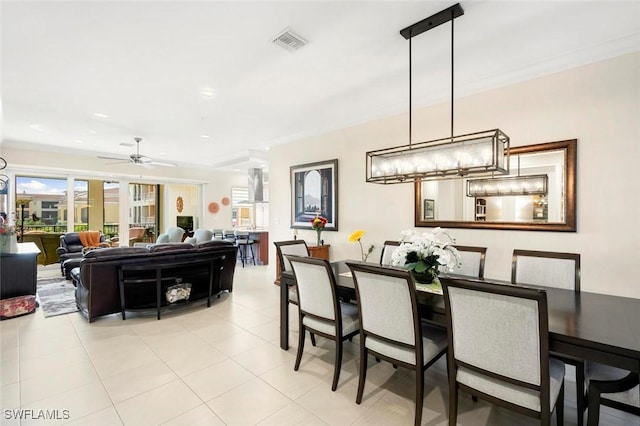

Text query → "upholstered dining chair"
[287,255,359,391]
[379,240,401,266]
[585,363,639,425]
[274,240,310,305]
[442,278,565,426]
[512,249,584,425]
[347,262,448,426]
[451,245,487,279]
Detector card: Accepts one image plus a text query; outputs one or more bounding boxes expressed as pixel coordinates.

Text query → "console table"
[0,242,41,299]
[118,257,223,320]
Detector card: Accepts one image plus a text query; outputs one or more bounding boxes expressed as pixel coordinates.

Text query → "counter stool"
[234,231,255,267]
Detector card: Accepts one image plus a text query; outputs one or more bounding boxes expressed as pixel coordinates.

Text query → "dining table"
[279,260,640,374]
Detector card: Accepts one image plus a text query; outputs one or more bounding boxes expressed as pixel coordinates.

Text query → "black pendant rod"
[451,9,454,139]
[409,36,412,148]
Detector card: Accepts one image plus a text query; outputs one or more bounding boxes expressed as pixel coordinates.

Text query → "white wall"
[269,52,640,298]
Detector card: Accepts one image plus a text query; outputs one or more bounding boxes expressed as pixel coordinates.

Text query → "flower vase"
[316,230,322,246]
[0,235,18,254]
[412,269,437,285]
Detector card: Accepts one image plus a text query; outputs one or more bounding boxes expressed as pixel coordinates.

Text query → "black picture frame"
[424,199,435,220]
[290,159,338,230]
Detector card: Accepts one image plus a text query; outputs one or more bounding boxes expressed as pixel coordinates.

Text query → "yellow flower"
[348,230,365,243]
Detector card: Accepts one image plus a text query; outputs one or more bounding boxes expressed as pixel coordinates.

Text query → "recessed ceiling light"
[158,152,167,155]
[93,112,108,118]
[88,130,97,134]
[74,139,84,144]
[265,146,270,151]
[200,89,216,98]
[200,135,210,139]
[29,124,45,132]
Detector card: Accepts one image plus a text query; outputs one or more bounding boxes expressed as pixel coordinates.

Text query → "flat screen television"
[176,215,194,232]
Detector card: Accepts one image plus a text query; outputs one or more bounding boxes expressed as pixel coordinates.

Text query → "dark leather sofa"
[71,240,237,322]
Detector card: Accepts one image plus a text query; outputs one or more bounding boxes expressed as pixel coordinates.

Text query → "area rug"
[36,278,78,318]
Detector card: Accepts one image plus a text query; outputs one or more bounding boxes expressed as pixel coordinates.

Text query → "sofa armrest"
[56,247,69,255]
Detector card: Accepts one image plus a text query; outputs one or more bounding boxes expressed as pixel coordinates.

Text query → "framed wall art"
[290,159,338,230]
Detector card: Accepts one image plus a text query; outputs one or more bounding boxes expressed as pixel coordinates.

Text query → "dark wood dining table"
[279,260,640,373]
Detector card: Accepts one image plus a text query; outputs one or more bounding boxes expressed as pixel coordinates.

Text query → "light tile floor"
[0,263,637,425]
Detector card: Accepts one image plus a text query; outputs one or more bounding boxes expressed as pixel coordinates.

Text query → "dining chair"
[274,240,310,305]
[347,262,448,426]
[512,249,584,425]
[451,245,486,279]
[585,363,639,425]
[287,255,360,391]
[442,278,565,426]
[379,240,401,266]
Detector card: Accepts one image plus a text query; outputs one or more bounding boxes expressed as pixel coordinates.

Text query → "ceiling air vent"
[273,28,307,52]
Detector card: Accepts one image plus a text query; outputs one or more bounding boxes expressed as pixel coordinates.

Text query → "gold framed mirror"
[414,139,576,232]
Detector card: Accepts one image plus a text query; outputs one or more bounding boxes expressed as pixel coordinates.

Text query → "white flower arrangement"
[391,228,460,278]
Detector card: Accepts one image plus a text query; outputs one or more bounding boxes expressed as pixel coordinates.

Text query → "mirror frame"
[414,139,576,232]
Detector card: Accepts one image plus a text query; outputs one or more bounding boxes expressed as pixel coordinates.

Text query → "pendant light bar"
[367,129,508,184]
[365,3,510,185]
[467,174,549,197]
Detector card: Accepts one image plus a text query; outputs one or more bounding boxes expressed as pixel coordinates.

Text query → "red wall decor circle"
[221,197,230,206]
[208,202,220,214]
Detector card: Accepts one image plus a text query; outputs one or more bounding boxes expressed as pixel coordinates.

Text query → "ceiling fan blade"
[104,160,133,165]
[98,155,130,161]
[148,160,177,167]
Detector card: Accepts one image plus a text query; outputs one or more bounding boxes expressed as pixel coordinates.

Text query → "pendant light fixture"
[366,3,510,184]
[466,155,548,197]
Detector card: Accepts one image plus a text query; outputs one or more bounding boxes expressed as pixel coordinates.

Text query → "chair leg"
[448,382,458,426]
[414,366,424,426]
[249,243,255,265]
[356,347,368,404]
[586,385,601,426]
[310,333,316,347]
[575,362,585,426]
[331,338,343,391]
[294,324,305,371]
[556,381,564,426]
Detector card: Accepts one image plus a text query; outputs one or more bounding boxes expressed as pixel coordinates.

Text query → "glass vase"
[316,230,322,246]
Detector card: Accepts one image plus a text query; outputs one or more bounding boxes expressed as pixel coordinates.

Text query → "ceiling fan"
[99,137,176,168]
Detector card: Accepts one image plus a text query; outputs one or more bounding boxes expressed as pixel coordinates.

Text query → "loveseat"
[71,240,237,322]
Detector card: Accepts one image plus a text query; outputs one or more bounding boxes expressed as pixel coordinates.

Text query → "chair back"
[443,279,549,395]
[452,245,487,279]
[512,249,580,291]
[212,229,224,239]
[234,230,250,243]
[192,229,213,243]
[379,240,401,266]
[274,240,310,272]
[287,255,338,322]
[165,227,185,243]
[348,263,419,348]
[222,229,236,243]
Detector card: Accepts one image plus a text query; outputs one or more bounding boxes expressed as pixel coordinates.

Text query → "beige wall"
[269,52,640,298]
